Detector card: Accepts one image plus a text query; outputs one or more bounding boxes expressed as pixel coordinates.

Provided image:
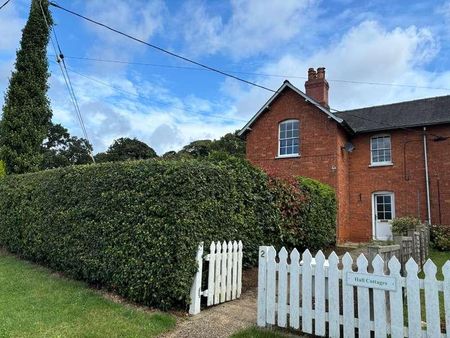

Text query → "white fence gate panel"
[257,246,449,337]
[189,240,243,315]
[356,254,370,338]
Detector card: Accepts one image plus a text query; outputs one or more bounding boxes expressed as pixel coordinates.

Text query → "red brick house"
[238,68,450,243]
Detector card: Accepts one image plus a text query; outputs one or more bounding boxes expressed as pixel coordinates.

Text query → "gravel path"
[163,288,258,338]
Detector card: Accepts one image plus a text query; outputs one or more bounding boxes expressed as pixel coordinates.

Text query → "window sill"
[369,162,393,168]
[275,154,300,159]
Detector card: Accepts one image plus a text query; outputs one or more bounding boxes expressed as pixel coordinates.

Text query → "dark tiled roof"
[335,95,450,133]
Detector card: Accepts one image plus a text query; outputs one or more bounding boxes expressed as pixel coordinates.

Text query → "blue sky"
[2,0,450,154]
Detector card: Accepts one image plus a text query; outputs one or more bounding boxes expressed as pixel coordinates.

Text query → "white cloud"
[82,0,166,62]
[47,61,242,154]
[226,20,448,118]
[0,1,25,52]
[179,0,318,59]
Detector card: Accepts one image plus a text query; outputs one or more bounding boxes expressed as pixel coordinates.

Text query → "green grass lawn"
[419,248,450,280]
[231,327,295,338]
[419,248,450,325]
[0,251,175,338]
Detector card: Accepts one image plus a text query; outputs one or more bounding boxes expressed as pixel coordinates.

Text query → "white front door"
[372,192,395,240]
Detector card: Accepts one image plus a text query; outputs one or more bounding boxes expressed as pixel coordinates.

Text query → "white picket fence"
[189,241,243,315]
[257,246,450,337]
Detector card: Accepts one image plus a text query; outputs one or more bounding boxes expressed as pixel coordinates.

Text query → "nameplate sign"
[346,272,397,291]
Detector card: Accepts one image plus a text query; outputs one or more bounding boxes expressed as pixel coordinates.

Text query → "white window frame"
[277,119,300,158]
[370,134,393,166]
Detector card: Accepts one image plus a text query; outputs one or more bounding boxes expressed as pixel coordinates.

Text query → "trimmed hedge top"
[0,158,276,309]
[0,157,337,309]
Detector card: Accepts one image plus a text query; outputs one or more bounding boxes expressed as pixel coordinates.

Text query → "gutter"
[423,127,431,224]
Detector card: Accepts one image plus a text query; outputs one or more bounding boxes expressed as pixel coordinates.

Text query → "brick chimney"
[305,67,329,108]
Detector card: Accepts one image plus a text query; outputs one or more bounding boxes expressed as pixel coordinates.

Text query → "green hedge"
[430,224,450,251]
[0,159,276,309]
[269,176,337,250]
[0,156,337,309]
[0,160,5,178]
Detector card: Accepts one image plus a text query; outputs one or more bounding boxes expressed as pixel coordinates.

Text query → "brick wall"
[244,86,450,243]
[245,87,346,238]
[426,124,450,226]
[342,124,450,242]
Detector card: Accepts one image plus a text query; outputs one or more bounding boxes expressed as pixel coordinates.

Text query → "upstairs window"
[371,135,392,165]
[279,120,299,157]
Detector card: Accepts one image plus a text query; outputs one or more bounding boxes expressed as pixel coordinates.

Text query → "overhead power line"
[60,55,450,92]
[50,62,247,123]
[0,0,11,10]
[48,1,276,93]
[46,3,448,140]
[56,60,447,138]
[39,0,95,162]
[63,61,445,138]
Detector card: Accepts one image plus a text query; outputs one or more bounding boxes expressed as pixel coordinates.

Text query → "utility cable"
[48,1,276,93]
[0,0,11,10]
[39,0,95,163]
[60,55,450,92]
[52,63,247,123]
[46,2,449,140]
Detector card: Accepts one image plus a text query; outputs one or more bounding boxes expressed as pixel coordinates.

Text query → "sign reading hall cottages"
[346,272,397,291]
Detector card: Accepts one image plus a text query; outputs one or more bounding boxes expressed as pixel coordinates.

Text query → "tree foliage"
[41,123,93,169]
[179,140,213,158]
[95,137,157,163]
[175,131,245,159]
[211,131,246,157]
[0,0,53,174]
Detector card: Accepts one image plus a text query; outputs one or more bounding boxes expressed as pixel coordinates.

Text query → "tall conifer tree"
[0,0,53,174]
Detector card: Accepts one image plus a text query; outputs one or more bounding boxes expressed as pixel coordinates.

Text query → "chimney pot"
[305,67,329,108]
[317,67,325,79]
[308,68,316,80]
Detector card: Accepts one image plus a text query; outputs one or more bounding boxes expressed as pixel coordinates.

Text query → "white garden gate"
[189,241,243,315]
[257,246,450,337]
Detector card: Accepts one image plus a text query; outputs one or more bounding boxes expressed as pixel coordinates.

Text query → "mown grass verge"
[0,250,175,338]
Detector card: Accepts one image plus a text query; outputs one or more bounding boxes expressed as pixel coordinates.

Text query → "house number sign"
[346,272,397,291]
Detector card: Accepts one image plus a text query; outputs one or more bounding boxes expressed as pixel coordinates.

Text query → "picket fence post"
[257,246,268,327]
[372,255,387,338]
[237,241,243,298]
[189,242,204,315]
[424,259,440,337]
[356,254,370,338]
[314,250,326,336]
[232,241,238,299]
[207,241,216,306]
[289,248,300,330]
[274,248,286,327]
[301,249,313,334]
[444,261,450,335]
[342,252,355,338]
[266,246,277,325]
[388,256,404,338]
[221,241,227,302]
[214,241,222,305]
[406,258,421,337]
[327,252,340,338]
